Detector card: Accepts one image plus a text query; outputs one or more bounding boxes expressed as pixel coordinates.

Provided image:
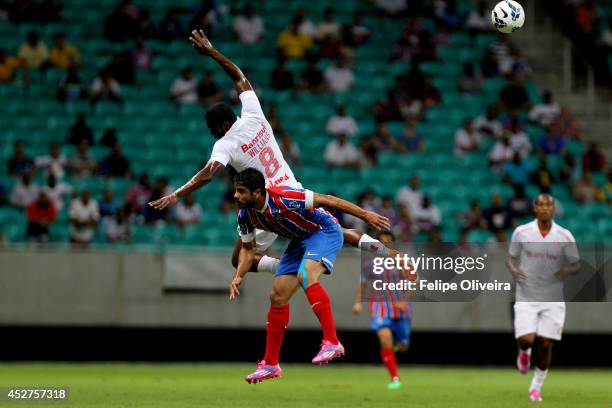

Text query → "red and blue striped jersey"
[365,265,411,320]
[238,186,338,241]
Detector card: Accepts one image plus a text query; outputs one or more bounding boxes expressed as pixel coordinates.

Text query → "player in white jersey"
[149,29,397,273]
[506,194,580,402]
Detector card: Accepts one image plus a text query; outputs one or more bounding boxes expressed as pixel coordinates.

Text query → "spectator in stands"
[454,120,480,157]
[326,105,358,138]
[358,137,379,168]
[233,5,264,46]
[18,30,49,70]
[158,9,184,42]
[279,131,302,167]
[374,89,402,122]
[396,176,422,213]
[531,157,555,191]
[0,48,24,83]
[265,103,282,131]
[69,140,97,178]
[501,152,534,187]
[41,173,73,211]
[57,63,88,102]
[573,171,599,203]
[466,1,492,33]
[372,122,402,152]
[324,58,354,93]
[391,30,416,62]
[458,63,483,94]
[412,195,441,233]
[582,142,607,173]
[189,0,225,37]
[38,0,63,22]
[575,0,598,35]
[100,128,119,148]
[175,193,202,227]
[539,124,566,155]
[99,142,131,178]
[144,178,171,225]
[66,113,94,146]
[69,190,100,247]
[136,9,155,39]
[35,143,67,180]
[10,173,39,209]
[506,118,532,158]
[49,32,80,69]
[484,193,514,233]
[277,18,313,59]
[104,207,131,243]
[294,8,317,39]
[90,68,123,108]
[270,57,294,91]
[300,57,325,92]
[378,195,397,224]
[104,0,139,42]
[434,0,460,30]
[317,7,341,41]
[393,204,413,242]
[474,105,503,140]
[8,140,34,176]
[129,37,154,71]
[397,117,424,153]
[480,49,500,78]
[324,134,359,169]
[105,52,136,84]
[558,106,580,140]
[26,192,56,244]
[559,151,579,187]
[375,0,407,17]
[343,11,371,47]
[458,201,487,231]
[197,71,223,106]
[528,91,560,128]
[126,172,152,212]
[507,184,531,219]
[489,135,514,170]
[170,66,198,104]
[500,74,530,112]
[220,182,236,214]
[99,188,119,219]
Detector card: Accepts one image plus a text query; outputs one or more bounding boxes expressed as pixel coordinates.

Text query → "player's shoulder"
[511,220,536,239]
[552,222,576,242]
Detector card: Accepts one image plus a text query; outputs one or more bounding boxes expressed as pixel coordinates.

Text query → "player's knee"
[269,286,287,306]
[518,334,535,349]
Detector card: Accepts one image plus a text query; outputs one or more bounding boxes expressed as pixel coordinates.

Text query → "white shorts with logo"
[514,302,565,341]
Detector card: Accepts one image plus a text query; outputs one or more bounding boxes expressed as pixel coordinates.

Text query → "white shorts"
[514,302,565,341]
[236,226,278,253]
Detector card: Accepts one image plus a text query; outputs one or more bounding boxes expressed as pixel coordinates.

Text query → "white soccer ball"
[491,1,525,34]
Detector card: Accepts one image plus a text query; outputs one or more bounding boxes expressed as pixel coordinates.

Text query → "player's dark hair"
[205,102,237,129]
[234,168,265,194]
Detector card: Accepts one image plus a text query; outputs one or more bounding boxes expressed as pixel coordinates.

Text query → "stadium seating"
[0,0,608,247]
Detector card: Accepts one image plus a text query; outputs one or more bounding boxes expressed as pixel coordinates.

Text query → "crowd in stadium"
[0,0,610,247]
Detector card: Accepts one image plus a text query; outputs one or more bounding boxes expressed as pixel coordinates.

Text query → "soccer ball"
[491,1,525,34]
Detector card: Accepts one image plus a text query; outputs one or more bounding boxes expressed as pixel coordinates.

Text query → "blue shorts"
[370,316,412,346]
[275,222,344,276]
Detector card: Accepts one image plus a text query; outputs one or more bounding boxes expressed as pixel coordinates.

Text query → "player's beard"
[236,198,255,209]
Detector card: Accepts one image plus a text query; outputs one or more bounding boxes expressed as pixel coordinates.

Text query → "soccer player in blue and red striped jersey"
[229,168,390,384]
[353,231,413,390]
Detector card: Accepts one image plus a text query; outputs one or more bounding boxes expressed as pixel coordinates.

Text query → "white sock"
[520,347,532,355]
[358,234,390,256]
[530,367,548,392]
[257,255,280,274]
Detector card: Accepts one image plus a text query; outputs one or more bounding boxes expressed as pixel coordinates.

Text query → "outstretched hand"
[189,29,215,56]
[148,193,178,211]
[363,211,391,231]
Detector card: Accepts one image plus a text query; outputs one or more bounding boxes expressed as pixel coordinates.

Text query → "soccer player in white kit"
[506,194,580,402]
[149,29,395,273]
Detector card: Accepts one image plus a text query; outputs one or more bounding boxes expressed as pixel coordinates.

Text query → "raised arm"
[148,160,225,210]
[313,193,390,231]
[189,29,253,94]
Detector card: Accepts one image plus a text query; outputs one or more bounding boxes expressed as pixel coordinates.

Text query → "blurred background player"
[149,29,399,273]
[506,194,580,402]
[353,231,412,390]
[230,168,390,383]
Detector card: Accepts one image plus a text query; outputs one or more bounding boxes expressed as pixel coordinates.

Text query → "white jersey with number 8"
[208,90,301,189]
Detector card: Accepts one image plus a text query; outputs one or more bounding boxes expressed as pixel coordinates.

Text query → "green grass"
[0,364,611,407]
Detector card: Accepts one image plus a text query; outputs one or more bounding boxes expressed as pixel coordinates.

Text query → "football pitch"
[0,363,610,408]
